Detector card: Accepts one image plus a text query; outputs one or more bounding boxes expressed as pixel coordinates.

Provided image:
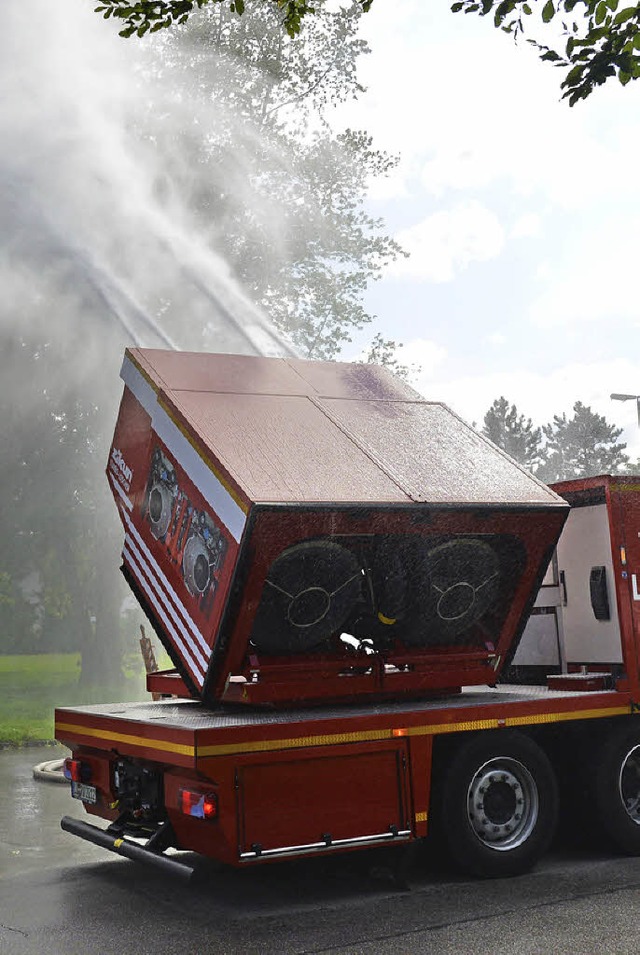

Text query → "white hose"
[32,758,67,784]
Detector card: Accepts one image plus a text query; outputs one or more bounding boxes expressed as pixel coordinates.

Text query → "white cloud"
[338,4,640,209]
[387,201,505,282]
[415,359,640,461]
[528,218,640,328]
[486,332,507,346]
[403,337,448,378]
[510,213,543,239]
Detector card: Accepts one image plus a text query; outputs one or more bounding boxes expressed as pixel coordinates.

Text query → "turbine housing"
[107,348,568,706]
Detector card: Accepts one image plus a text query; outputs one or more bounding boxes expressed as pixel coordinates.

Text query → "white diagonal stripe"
[123,532,209,674]
[107,468,133,512]
[123,543,205,686]
[121,506,210,658]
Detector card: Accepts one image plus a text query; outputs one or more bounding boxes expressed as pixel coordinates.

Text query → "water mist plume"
[1,1,296,360]
[0,1,302,692]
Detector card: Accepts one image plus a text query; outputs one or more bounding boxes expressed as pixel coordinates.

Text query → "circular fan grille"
[250,540,363,655]
[415,538,501,643]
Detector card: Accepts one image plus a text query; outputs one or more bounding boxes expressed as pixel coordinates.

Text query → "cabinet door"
[237,741,410,859]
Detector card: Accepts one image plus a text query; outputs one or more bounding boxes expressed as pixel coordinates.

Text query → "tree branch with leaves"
[94,0,374,38]
[93,1,640,103]
[452,1,640,105]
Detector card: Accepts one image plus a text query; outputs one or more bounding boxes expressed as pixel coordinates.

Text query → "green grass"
[0,653,148,745]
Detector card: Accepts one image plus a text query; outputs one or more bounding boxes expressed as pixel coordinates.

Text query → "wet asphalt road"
[2,745,640,955]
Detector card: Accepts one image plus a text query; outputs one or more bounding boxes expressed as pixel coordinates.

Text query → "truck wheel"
[434,731,558,878]
[592,724,640,854]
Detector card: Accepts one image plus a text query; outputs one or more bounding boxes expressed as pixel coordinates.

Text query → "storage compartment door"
[238,742,410,860]
[557,504,622,664]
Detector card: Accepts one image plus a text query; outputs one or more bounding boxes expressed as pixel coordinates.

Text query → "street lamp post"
[610,393,640,428]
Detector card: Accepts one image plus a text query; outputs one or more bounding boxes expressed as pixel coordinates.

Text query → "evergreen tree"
[481,397,544,471]
[618,457,640,476]
[538,401,629,482]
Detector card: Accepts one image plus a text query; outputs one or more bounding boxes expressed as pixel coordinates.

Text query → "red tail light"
[63,758,83,782]
[179,788,218,820]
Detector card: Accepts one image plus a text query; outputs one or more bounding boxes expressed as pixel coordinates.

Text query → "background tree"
[537,400,629,481]
[149,2,404,359]
[94,0,640,104]
[616,456,640,475]
[1,326,127,684]
[481,396,545,471]
[361,333,421,382]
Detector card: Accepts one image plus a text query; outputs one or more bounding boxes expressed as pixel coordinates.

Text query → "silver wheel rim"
[618,744,640,825]
[467,757,539,851]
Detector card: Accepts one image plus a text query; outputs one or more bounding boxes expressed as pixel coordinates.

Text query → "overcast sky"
[336,0,640,461]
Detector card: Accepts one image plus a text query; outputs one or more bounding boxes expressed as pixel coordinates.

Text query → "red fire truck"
[55,349,640,881]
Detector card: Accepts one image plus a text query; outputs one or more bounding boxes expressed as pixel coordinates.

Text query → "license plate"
[71,781,97,805]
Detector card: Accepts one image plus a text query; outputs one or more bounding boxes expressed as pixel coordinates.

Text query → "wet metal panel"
[166,391,411,504]
[286,357,422,401]
[318,398,565,506]
[133,349,315,397]
[59,684,600,732]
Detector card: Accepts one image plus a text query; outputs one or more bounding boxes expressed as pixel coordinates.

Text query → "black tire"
[591,723,640,855]
[433,731,558,878]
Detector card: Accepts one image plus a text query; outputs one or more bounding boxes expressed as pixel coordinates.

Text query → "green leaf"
[614,7,639,25]
[451,2,464,11]
[542,1,555,24]
[619,71,632,84]
[595,1,608,24]
[564,62,585,86]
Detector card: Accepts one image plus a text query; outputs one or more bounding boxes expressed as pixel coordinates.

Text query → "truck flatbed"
[56,683,633,771]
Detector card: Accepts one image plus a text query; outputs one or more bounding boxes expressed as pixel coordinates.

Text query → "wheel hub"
[467,757,538,851]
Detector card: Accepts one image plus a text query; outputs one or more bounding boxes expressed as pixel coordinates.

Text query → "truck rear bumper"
[60,816,196,882]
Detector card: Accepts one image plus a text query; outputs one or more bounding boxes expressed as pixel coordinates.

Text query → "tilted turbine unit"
[107,348,568,706]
